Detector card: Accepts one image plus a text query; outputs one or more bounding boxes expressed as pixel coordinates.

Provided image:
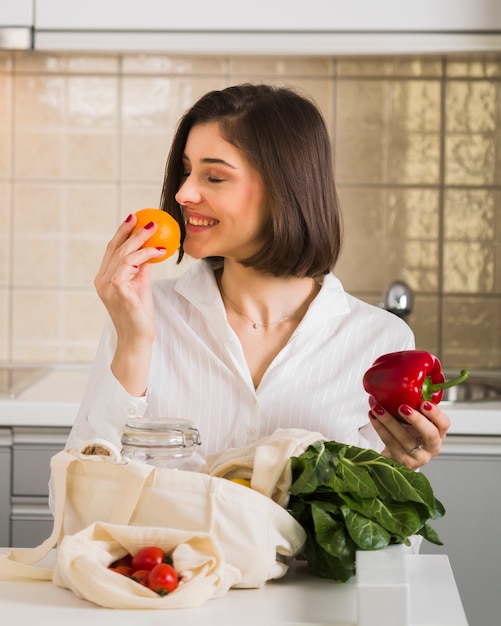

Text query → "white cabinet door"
[0,0,33,49]
[33,0,501,54]
[0,1,33,26]
[35,0,501,32]
[421,437,501,626]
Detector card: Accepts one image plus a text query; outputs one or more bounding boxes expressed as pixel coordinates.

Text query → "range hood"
[2,0,501,55]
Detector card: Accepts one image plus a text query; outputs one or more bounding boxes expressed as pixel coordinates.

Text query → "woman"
[66,83,450,470]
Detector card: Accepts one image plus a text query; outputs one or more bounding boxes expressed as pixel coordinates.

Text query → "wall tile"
[0,289,8,361]
[335,133,387,184]
[443,242,495,294]
[387,188,440,240]
[0,182,10,287]
[390,80,441,132]
[67,76,118,128]
[0,73,11,179]
[388,133,441,185]
[65,131,117,180]
[229,56,333,76]
[14,52,119,74]
[446,56,500,78]
[337,57,393,76]
[442,296,501,368]
[444,188,496,240]
[405,294,440,355]
[14,75,65,128]
[447,81,497,133]
[445,134,496,185]
[337,80,388,132]
[11,290,63,363]
[122,54,227,75]
[14,131,65,179]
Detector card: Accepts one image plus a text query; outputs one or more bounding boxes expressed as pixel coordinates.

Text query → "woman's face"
[175,121,268,262]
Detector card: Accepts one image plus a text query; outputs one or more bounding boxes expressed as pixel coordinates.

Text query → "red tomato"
[148,563,179,596]
[131,569,150,587]
[109,554,133,569]
[132,546,166,571]
[108,564,133,576]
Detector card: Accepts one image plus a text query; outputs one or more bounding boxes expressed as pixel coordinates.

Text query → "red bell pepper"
[362,350,469,419]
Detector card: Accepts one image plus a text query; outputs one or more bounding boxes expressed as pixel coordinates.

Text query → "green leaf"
[288,440,446,582]
[417,522,444,546]
[340,505,391,550]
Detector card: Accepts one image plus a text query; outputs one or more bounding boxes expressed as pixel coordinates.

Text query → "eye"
[208,176,224,183]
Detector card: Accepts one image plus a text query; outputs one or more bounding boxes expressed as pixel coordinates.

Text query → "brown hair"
[160,83,342,277]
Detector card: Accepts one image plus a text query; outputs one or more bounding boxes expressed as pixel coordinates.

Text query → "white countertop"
[0,546,468,626]
[0,369,90,427]
[0,367,500,435]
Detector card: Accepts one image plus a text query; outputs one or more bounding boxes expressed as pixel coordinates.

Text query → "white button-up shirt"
[66,261,414,456]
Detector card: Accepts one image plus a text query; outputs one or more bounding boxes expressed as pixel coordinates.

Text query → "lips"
[187,216,218,227]
[184,209,219,229]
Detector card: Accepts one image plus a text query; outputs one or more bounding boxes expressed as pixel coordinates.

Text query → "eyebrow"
[182,153,237,169]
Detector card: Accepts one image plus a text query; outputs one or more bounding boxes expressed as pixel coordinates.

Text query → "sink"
[441,377,501,404]
[0,366,50,398]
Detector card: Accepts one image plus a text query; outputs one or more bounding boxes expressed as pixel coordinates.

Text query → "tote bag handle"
[0,450,155,580]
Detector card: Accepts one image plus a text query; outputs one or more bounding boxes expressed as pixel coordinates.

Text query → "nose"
[175,176,202,206]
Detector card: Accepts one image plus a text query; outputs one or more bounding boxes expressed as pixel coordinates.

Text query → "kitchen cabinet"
[33,0,501,54]
[0,1,33,26]
[0,429,12,547]
[421,435,501,626]
[0,0,33,49]
[0,427,70,548]
[34,0,501,32]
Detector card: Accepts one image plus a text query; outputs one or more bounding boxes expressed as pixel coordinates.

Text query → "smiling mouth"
[186,215,219,227]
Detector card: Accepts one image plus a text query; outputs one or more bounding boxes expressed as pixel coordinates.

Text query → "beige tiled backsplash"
[0,52,500,370]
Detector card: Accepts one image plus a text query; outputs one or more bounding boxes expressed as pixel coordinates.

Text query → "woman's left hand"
[368,396,451,469]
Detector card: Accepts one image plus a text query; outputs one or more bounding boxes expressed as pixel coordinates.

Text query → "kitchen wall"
[0,51,499,370]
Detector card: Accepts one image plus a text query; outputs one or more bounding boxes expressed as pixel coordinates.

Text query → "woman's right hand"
[94,213,166,395]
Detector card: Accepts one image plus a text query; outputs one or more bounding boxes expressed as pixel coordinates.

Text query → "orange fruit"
[229,478,252,487]
[131,208,181,263]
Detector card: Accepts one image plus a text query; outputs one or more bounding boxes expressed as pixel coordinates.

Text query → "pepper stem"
[422,369,470,400]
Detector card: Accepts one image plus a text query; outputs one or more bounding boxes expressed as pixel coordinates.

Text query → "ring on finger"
[406,440,424,455]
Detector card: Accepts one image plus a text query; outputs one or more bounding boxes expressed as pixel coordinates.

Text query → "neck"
[218,266,318,330]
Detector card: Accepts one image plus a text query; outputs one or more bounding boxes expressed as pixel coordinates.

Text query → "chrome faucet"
[384,280,414,319]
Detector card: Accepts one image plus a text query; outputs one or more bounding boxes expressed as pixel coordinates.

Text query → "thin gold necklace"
[220,284,314,330]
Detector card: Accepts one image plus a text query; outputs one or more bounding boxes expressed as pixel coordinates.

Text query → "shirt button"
[126,407,136,416]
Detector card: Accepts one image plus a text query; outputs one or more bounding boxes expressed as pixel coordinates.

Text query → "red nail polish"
[145,221,155,229]
[369,410,377,420]
[125,213,133,223]
[372,404,385,416]
[155,247,166,251]
[423,401,434,411]
[400,404,413,416]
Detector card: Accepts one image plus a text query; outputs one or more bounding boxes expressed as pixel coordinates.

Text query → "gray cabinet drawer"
[12,445,64,496]
[0,446,11,546]
[11,517,55,548]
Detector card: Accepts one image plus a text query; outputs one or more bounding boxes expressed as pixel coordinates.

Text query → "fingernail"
[372,404,385,416]
[125,213,133,223]
[369,410,377,420]
[145,221,155,230]
[422,401,434,411]
[155,247,166,252]
[400,404,413,416]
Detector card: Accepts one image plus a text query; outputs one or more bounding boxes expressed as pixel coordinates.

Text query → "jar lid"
[121,418,202,448]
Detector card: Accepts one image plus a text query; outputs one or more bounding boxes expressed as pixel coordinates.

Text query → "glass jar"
[121,418,208,473]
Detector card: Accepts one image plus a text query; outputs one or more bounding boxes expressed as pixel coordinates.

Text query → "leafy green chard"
[287,440,445,582]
